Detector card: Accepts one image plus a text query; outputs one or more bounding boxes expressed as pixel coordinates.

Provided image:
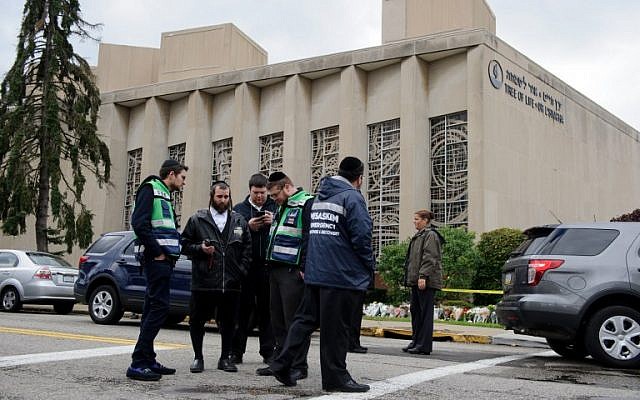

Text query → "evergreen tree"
[0,0,110,252]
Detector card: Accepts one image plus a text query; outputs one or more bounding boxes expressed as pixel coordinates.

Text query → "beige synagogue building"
[5,0,640,258]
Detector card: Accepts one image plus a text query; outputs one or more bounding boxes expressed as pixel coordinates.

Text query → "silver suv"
[496,222,640,368]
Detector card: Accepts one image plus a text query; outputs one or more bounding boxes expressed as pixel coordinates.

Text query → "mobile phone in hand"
[256,211,266,218]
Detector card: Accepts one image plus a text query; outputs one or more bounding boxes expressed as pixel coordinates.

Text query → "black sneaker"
[126,366,161,381]
[149,361,176,375]
[229,353,243,364]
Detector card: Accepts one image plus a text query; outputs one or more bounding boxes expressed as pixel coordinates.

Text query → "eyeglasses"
[269,188,283,200]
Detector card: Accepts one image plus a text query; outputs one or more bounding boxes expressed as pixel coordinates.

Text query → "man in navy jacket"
[269,156,374,393]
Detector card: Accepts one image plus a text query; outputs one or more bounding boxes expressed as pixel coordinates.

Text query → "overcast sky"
[1,1,639,130]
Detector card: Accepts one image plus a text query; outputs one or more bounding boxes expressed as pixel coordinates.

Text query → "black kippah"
[161,159,180,169]
[268,171,287,182]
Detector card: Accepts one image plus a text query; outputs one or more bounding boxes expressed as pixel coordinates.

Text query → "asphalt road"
[1,308,639,400]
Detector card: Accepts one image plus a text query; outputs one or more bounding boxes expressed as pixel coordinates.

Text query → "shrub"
[377,240,410,304]
[611,209,640,221]
[438,226,479,302]
[473,227,524,305]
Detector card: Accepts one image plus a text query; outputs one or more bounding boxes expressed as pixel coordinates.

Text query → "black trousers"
[189,290,239,361]
[232,264,274,359]
[131,259,172,368]
[271,285,362,389]
[349,290,366,349]
[410,286,436,352]
[269,265,308,371]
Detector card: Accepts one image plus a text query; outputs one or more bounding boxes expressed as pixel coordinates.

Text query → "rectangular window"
[367,118,400,257]
[430,111,468,227]
[310,126,339,192]
[211,138,233,184]
[539,228,619,256]
[259,132,284,177]
[123,148,143,230]
[168,143,186,228]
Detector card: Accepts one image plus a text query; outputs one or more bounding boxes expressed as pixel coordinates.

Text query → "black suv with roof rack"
[496,223,640,368]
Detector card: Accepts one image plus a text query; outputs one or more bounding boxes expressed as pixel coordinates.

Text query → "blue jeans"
[131,259,172,368]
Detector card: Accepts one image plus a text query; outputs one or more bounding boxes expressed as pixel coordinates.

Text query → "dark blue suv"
[74,231,191,325]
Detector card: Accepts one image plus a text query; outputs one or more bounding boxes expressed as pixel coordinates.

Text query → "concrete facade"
[2,0,638,261]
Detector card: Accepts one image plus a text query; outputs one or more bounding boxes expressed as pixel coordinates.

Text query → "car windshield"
[27,253,75,268]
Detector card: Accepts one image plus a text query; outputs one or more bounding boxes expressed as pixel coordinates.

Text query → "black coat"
[233,196,277,266]
[181,208,251,292]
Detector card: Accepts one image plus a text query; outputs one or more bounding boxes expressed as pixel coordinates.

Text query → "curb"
[361,327,492,345]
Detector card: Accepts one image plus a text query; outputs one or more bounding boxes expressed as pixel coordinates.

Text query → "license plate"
[504,272,513,286]
[63,275,75,283]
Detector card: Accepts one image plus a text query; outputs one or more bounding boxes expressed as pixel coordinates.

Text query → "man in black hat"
[127,159,188,381]
[256,172,314,379]
[268,156,374,392]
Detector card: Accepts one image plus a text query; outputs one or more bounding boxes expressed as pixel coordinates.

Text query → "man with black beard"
[181,181,251,373]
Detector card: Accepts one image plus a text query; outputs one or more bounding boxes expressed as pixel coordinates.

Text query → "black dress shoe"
[407,347,430,355]
[348,345,368,354]
[290,369,308,380]
[229,354,243,364]
[272,367,296,387]
[190,358,204,373]
[324,378,370,393]
[217,358,238,372]
[402,342,416,352]
[256,366,274,376]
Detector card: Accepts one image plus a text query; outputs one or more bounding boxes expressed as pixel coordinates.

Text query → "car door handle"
[116,259,128,265]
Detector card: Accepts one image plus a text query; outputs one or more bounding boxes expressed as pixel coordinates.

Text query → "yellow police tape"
[441,288,503,294]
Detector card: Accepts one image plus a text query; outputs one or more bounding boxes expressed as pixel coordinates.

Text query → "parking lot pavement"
[31,304,549,349]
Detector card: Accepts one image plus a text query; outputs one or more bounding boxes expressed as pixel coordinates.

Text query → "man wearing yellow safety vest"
[126,159,188,381]
[255,172,313,381]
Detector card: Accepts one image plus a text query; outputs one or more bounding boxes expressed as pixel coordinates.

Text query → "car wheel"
[585,306,640,368]
[1,286,22,312]
[89,285,124,324]
[53,302,75,315]
[546,338,587,360]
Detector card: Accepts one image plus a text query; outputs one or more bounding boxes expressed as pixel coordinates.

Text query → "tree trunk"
[35,1,51,253]
[35,151,50,252]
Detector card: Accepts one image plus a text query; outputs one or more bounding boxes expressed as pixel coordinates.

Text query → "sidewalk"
[360,318,549,349]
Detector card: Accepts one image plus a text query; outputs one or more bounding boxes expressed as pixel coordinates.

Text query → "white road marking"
[0,345,173,368]
[308,350,556,400]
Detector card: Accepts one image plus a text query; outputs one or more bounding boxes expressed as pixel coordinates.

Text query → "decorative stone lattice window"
[259,132,283,177]
[430,111,468,227]
[168,143,186,228]
[123,148,143,230]
[310,126,339,192]
[367,118,400,257]
[211,138,233,184]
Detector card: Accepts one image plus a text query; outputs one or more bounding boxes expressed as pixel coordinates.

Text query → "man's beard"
[212,201,228,213]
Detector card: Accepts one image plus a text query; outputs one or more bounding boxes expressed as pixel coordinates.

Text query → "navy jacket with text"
[304,176,375,291]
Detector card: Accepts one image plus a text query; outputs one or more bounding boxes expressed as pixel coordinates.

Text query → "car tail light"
[78,255,89,268]
[527,259,564,286]
[33,267,52,280]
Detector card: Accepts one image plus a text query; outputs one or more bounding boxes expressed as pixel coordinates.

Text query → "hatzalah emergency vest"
[133,178,181,260]
[266,190,314,266]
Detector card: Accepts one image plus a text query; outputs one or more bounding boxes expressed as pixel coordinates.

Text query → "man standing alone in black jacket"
[127,159,187,381]
[181,181,251,373]
[232,173,278,364]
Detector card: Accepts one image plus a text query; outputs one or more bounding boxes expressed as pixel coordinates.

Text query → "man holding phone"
[232,174,278,365]
[181,181,251,373]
